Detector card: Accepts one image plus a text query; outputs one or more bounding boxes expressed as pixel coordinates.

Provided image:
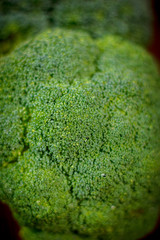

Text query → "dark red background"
[149,0,160,66]
[0,1,160,239]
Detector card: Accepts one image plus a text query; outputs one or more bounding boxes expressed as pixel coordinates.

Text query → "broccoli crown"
[54,0,152,45]
[0,29,160,240]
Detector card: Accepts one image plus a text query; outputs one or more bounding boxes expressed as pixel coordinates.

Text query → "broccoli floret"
[54,0,152,45]
[0,29,160,240]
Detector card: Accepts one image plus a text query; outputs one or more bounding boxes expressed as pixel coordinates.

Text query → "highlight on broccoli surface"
[0,29,160,240]
[0,0,152,54]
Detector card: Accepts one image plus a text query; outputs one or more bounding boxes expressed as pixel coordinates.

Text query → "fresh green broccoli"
[0,29,160,240]
[54,0,152,45]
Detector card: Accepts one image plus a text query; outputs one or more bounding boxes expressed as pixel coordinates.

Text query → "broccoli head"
[0,29,160,240]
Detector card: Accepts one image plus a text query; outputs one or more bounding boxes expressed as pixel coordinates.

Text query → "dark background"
[149,0,160,66]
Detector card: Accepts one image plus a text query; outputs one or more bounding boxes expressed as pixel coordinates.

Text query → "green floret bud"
[0,29,160,240]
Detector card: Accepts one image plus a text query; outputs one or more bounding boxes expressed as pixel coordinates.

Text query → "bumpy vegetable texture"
[0,0,152,55]
[0,29,160,240]
[54,0,152,45]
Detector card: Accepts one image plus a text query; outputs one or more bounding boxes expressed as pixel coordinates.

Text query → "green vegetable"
[54,0,152,45]
[0,29,160,240]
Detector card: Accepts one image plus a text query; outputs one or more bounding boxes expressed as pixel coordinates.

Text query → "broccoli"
[0,29,160,240]
[54,0,152,45]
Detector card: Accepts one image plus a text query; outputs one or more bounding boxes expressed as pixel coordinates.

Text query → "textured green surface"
[0,29,160,240]
[54,0,152,45]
